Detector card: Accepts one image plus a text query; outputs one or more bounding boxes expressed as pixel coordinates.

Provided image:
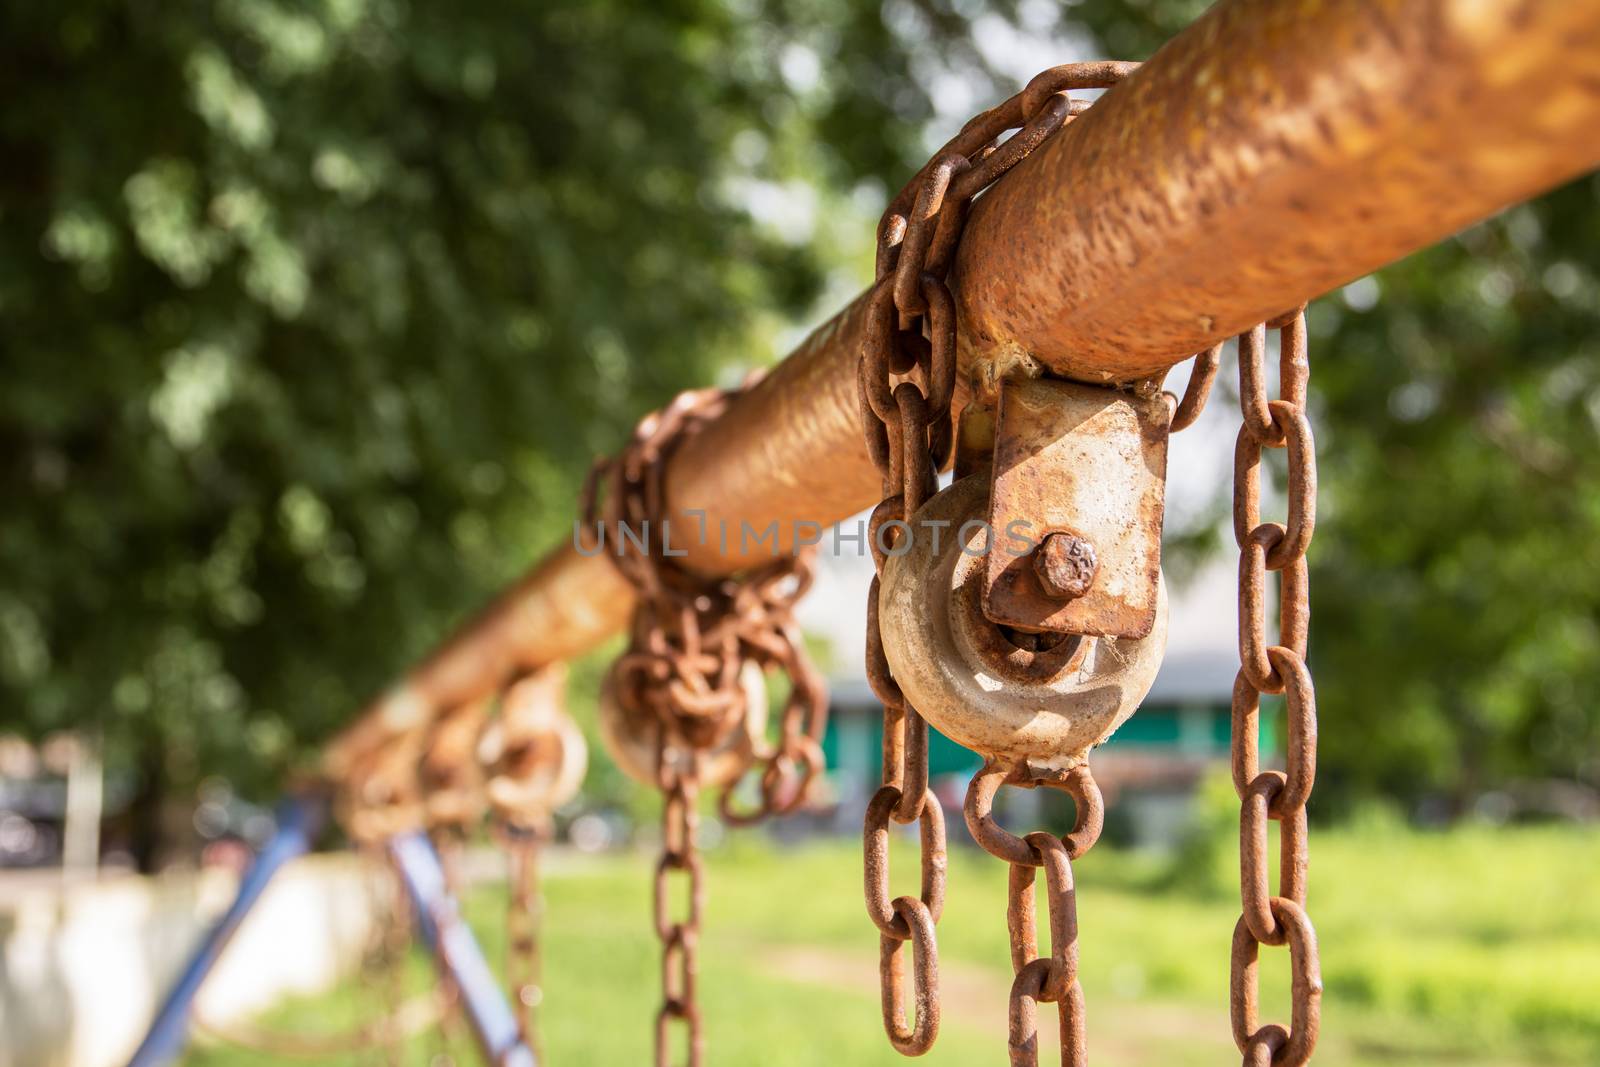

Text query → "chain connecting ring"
[964,760,1102,1067]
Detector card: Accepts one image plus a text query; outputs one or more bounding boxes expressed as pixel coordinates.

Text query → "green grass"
[184,822,1600,1066]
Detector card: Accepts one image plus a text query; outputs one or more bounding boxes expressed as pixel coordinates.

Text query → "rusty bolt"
[1032,533,1097,600]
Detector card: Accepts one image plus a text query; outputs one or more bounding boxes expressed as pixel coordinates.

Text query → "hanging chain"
[582,381,825,815]
[486,665,586,1060]
[1229,309,1323,1066]
[502,824,547,1059]
[718,562,829,825]
[420,697,490,836]
[486,699,555,1061]
[962,759,1104,1066]
[584,387,726,1067]
[582,379,823,1067]
[857,59,1137,1059]
[340,732,426,846]
[1167,342,1223,432]
[653,753,706,1067]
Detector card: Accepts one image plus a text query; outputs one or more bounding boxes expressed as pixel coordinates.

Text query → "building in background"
[819,643,1252,850]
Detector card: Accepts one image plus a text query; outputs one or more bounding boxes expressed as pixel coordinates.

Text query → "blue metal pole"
[389,831,538,1067]
[126,794,325,1067]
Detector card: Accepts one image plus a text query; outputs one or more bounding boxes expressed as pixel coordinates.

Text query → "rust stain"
[983,376,1168,638]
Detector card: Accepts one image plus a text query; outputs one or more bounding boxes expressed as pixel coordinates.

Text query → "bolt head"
[1033,532,1098,600]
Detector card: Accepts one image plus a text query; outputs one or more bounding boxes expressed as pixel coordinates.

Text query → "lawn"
[184,819,1600,1066]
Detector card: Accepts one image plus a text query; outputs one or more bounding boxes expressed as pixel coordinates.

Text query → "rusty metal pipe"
[324,0,1600,776]
[955,0,1600,382]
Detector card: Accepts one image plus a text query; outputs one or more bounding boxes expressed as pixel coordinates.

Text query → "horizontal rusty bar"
[324,0,1600,777]
[954,0,1600,382]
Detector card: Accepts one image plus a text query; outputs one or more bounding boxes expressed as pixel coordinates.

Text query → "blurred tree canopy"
[3,0,1597,827]
[0,0,1014,812]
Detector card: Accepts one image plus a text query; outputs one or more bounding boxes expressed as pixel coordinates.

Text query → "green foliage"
[0,0,1010,796]
[4,0,1598,817]
[1309,187,1600,809]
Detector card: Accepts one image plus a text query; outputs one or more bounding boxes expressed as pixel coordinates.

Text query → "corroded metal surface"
[854,64,1138,1057]
[324,544,633,778]
[576,381,829,1067]
[954,0,1600,382]
[1031,533,1098,602]
[878,474,1168,771]
[420,695,492,831]
[1226,309,1321,1065]
[327,0,1600,779]
[983,377,1169,639]
[667,294,883,570]
[484,667,588,826]
[595,660,767,790]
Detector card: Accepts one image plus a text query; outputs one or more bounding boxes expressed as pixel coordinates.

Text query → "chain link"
[857,59,1136,1060]
[491,814,547,1061]
[501,824,547,1060]
[862,780,946,1053]
[340,732,426,847]
[717,552,829,825]
[483,666,584,1059]
[584,381,827,810]
[420,697,490,835]
[582,380,826,1066]
[962,758,1102,1067]
[654,757,705,1067]
[1007,834,1083,1067]
[1166,342,1223,433]
[1229,308,1323,1066]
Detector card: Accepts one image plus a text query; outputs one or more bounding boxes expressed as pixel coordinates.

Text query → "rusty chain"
[583,382,827,822]
[652,755,706,1067]
[323,56,1330,1067]
[718,566,830,826]
[963,759,1103,1066]
[340,730,427,847]
[335,661,583,1062]
[858,59,1136,1060]
[420,696,491,835]
[486,666,583,1059]
[1167,342,1223,433]
[582,380,825,1067]
[501,824,547,1060]
[1229,309,1323,1066]
[1007,833,1082,1067]
[418,698,492,1063]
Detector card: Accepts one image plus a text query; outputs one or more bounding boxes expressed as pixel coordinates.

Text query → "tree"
[6,0,1596,844]
[0,1,1019,852]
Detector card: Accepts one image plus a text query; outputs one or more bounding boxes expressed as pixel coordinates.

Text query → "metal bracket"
[390,831,539,1067]
[982,376,1169,639]
[126,795,326,1067]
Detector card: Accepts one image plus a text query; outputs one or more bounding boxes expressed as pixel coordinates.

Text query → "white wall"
[0,854,378,1067]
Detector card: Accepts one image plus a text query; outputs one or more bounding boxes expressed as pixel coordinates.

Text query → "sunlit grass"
[184,822,1600,1066]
